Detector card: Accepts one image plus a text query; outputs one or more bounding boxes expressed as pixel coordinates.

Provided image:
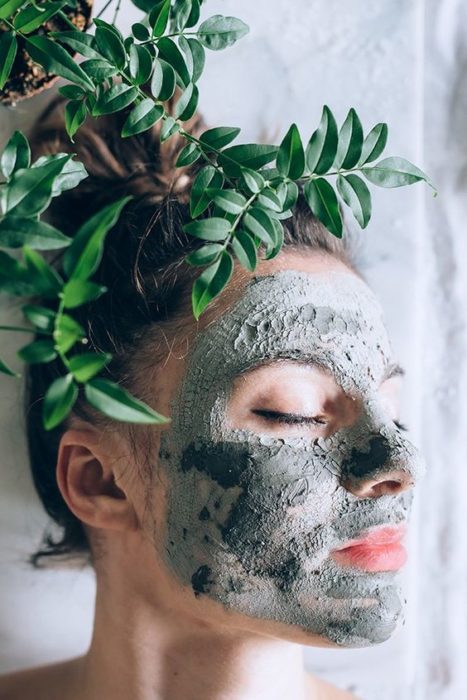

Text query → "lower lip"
[331,542,407,572]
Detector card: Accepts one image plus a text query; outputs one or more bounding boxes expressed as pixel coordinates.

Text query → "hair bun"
[28,83,207,235]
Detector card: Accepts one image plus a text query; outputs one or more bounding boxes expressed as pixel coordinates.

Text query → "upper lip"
[331,523,407,552]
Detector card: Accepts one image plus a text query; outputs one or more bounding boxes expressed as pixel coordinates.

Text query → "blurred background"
[1,1,466,698]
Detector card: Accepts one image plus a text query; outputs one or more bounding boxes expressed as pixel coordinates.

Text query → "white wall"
[1,1,465,697]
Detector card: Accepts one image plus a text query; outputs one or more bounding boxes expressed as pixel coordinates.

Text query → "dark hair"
[23,88,354,570]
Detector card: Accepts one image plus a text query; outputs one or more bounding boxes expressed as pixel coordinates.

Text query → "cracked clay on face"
[157,269,425,647]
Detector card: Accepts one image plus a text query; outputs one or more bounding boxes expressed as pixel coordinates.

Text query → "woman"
[0,94,425,700]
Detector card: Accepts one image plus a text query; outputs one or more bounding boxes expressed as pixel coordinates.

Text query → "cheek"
[159,434,341,595]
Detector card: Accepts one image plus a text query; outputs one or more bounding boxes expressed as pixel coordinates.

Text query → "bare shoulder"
[306,671,360,700]
[0,658,82,700]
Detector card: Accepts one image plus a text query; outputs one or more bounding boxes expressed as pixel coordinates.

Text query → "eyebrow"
[239,358,406,380]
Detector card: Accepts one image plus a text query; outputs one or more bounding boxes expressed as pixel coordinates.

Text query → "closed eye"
[251,409,328,426]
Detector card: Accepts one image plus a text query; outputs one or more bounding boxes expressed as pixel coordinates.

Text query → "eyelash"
[252,409,327,426]
[253,410,409,432]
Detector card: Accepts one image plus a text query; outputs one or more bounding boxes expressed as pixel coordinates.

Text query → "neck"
[77,576,313,700]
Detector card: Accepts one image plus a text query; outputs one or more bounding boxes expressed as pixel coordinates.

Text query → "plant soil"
[0,0,94,107]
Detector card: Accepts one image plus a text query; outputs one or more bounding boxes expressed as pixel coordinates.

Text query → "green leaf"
[49,30,101,59]
[128,44,153,85]
[186,0,200,28]
[131,22,150,41]
[336,173,371,228]
[192,251,234,319]
[306,105,338,175]
[94,24,126,70]
[80,58,118,82]
[0,130,30,179]
[197,15,249,51]
[17,339,57,364]
[22,304,56,332]
[92,17,125,39]
[304,178,342,238]
[0,250,37,296]
[68,352,112,382]
[5,154,72,217]
[0,356,20,377]
[257,187,283,212]
[46,155,88,198]
[333,108,364,170]
[150,58,176,101]
[54,313,86,353]
[241,168,265,194]
[24,35,95,92]
[218,144,278,177]
[43,374,78,431]
[157,37,190,87]
[278,180,299,210]
[277,123,305,180]
[149,0,171,37]
[175,82,199,121]
[210,189,247,214]
[172,0,192,31]
[187,38,205,82]
[185,243,223,266]
[23,245,64,297]
[358,123,388,166]
[65,99,88,141]
[200,126,241,151]
[190,165,223,217]
[0,31,17,90]
[231,230,257,271]
[0,216,72,249]
[62,195,133,280]
[264,218,284,260]
[361,157,435,189]
[93,83,138,116]
[62,279,107,309]
[121,100,164,137]
[175,142,201,167]
[184,217,231,241]
[58,84,86,99]
[243,207,276,246]
[13,1,67,34]
[0,0,27,20]
[160,116,180,142]
[85,377,170,424]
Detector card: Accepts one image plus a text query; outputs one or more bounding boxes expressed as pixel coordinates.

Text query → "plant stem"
[112,0,122,25]
[92,0,115,24]
[52,295,72,371]
[0,325,49,334]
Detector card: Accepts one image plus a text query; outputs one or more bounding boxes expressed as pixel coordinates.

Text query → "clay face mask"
[157,269,425,647]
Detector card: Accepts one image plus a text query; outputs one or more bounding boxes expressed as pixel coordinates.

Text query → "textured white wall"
[0,1,465,698]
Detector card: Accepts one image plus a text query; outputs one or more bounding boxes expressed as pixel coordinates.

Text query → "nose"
[340,432,423,499]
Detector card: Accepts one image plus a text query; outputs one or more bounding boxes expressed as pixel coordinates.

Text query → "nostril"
[341,472,414,499]
[372,479,404,497]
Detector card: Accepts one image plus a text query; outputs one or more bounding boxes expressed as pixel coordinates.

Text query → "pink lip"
[330,524,407,572]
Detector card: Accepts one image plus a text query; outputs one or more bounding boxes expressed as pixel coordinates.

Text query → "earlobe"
[56,428,139,534]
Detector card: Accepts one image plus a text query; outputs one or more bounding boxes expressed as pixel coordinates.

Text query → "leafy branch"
[0,0,437,431]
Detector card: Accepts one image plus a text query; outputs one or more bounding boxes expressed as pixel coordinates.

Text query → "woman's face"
[140,251,425,648]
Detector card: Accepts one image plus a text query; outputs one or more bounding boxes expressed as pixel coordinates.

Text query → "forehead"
[187,269,391,383]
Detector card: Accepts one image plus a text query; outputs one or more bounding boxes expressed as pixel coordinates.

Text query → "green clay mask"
[157,269,425,647]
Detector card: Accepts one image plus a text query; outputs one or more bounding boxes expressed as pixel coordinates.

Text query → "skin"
[0,250,424,700]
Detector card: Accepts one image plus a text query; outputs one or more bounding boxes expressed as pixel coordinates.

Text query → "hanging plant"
[0,0,437,430]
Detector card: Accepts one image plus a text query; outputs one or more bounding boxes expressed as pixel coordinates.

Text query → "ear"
[56,428,139,533]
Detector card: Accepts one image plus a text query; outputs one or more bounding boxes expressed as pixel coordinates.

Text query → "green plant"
[0,0,436,431]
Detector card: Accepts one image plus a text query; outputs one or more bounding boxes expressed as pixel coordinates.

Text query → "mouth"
[330,523,407,573]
